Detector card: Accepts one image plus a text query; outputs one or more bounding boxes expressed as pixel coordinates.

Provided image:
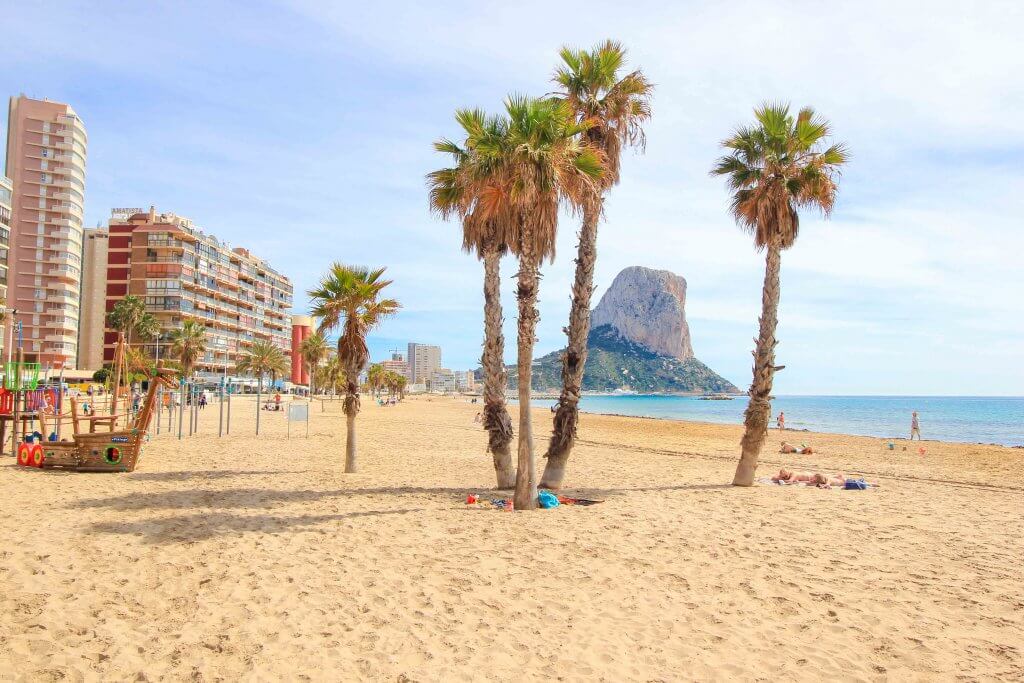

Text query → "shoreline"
[500,397,1023,449]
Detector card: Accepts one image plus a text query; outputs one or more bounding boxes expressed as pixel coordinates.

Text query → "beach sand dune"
[1,396,1022,681]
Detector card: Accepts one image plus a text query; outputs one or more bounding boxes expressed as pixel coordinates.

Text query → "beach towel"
[844,478,868,490]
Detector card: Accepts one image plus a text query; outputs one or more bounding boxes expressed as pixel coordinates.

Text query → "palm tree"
[316,354,345,397]
[711,103,848,486]
[367,363,386,399]
[501,95,603,509]
[108,295,159,348]
[299,331,328,395]
[235,339,289,435]
[168,320,207,378]
[428,108,518,488]
[309,264,399,473]
[542,40,653,489]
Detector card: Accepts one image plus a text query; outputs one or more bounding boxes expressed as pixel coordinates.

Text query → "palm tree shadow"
[87,509,417,545]
[126,470,306,482]
[70,486,473,512]
[70,482,740,513]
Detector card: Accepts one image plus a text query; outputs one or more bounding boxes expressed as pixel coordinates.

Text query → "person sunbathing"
[780,442,815,455]
[771,468,828,485]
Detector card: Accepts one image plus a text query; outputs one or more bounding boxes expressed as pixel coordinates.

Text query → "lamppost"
[3,307,18,369]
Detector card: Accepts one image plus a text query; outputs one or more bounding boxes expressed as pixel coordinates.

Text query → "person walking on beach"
[777,411,786,431]
[910,411,921,440]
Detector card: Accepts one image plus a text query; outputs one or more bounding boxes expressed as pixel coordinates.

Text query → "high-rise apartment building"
[407,342,441,384]
[4,96,87,368]
[101,208,293,380]
[0,175,12,358]
[78,227,109,369]
[0,176,12,301]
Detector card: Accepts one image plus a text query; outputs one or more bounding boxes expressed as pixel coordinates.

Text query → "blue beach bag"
[538,490,560,508]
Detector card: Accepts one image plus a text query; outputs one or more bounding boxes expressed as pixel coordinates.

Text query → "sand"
[1,395,1022,681]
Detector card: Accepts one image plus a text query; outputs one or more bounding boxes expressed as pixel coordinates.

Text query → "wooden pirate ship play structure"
[13,332,179,473]
[17,365,177,472]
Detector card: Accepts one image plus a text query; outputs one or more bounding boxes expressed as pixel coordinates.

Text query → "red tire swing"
[17,442,32,467]
[30,444,44,468]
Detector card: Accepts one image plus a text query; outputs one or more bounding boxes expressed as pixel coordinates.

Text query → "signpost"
[287,402,309,438]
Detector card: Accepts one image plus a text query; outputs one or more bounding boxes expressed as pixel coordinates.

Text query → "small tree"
[309,264,399,473]
[168,320,207,378]
[235,339,289,435]
[108,295,159,347]
[300,331,329,395]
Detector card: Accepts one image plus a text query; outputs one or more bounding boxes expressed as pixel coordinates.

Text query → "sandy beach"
[2,395,1022,681]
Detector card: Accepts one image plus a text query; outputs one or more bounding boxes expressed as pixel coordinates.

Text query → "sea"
[526,395,1024,447]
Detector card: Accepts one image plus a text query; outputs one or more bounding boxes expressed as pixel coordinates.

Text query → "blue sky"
[4,1,1023,394]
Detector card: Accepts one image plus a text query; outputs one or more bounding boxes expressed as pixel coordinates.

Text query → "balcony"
[147,238,186,250]
[48,266,79,281]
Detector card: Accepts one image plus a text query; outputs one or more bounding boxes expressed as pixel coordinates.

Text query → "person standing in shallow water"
[910,411,921,440]
[777,411,786,431]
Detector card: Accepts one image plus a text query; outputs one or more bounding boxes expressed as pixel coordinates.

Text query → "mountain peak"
[591,266,694,361]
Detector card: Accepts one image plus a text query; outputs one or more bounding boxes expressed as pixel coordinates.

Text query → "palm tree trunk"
[734,242,783,486]
[343,361,360,473]
[256,376,262,436]
[513,249,540,511]
[345,412,357,472]
[542,199,600,489]
[481,248,515,489]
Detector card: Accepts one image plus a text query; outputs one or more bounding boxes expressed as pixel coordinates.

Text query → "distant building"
[77,227,108,370]
[291,314,312,385]
[380,352,408,379]
[430,368,455,393]
[407,342,441,384]
[454,370,476,391]
[4,95,88,368]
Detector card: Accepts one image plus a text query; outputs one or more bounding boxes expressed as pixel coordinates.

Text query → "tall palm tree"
[711,103,848,486]
[299,331,328,395]
[309,264,399,473]
[428,109,518,488]
[542,40,653,489]
[501,95,603,509]
[168,319,207,378]
[235,339,289,435]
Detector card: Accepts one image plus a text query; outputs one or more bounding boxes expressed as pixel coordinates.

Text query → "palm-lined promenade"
[3,396,1021,680]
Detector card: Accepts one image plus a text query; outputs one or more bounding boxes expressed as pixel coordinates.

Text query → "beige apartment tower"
[4,95,87,369]
[407,342,442,384]
[78,227,109,370]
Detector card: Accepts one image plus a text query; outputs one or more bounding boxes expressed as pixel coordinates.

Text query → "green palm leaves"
[554,39,652,186]
[168,320,207,377]
[428,95,603,262]
[235,340,289,386]
[711,102,849,250]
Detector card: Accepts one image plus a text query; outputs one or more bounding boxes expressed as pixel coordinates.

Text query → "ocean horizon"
[520,394,1024,447]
